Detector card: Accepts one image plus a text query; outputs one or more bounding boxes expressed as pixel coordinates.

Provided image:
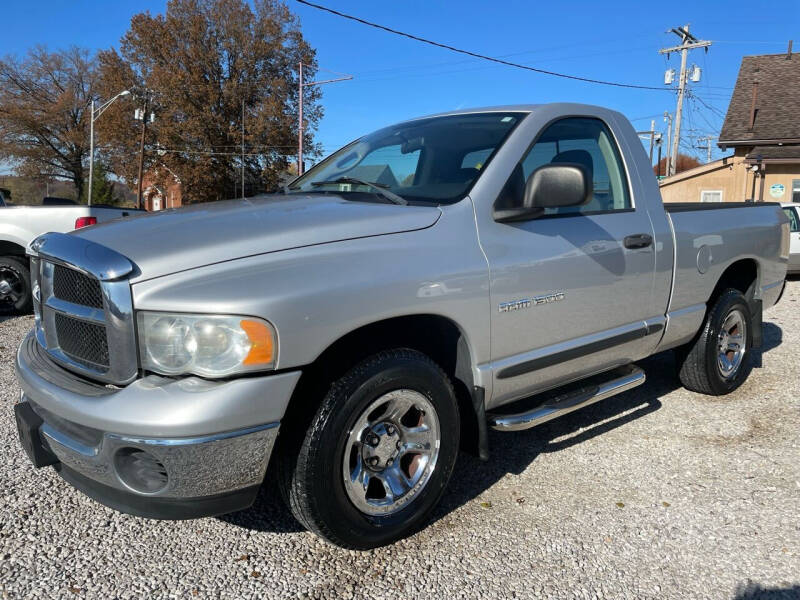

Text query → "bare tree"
[0,47,97,201]
[98,0,323,204]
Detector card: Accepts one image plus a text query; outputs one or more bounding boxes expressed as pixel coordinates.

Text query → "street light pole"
[88,89,131,206]
[89,99,95,206]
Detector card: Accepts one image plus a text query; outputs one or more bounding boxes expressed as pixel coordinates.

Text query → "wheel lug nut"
[387,458,393,466]
[386,425,395,435]
[368,456,379,466]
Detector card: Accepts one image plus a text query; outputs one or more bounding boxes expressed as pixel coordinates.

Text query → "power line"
[295,0,669,91]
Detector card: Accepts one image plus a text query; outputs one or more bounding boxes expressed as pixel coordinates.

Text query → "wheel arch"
[707,258,759,304]
[280,314,487,459]
[706,258,761,347]
[0,239,27,258]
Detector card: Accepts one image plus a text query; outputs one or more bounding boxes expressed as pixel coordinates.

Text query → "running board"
[487,365,645,432]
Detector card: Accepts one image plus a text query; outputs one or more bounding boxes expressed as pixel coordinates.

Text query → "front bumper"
[14,332,301,519]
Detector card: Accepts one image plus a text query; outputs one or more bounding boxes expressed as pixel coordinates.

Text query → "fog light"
[114,447,168,494]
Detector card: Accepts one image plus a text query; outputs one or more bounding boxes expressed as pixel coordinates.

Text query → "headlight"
[137,312,277,377]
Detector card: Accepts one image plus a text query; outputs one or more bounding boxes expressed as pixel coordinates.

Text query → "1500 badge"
[499,292,565,313]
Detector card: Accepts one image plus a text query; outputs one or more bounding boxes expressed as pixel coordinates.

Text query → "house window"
[793,179,800,203]
[701,190,723,203]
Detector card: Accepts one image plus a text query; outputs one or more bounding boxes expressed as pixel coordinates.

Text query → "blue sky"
[2,0,798,166]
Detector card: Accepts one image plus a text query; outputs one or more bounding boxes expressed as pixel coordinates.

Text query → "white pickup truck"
[0,189,139,314]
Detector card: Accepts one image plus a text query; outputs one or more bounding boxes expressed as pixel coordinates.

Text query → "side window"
[792,179,800,203]
[497,117,631,215]
[700,190,723,203]
[783,207,799,232]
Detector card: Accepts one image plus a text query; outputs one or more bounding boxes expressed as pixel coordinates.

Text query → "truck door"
[481,116,659,406]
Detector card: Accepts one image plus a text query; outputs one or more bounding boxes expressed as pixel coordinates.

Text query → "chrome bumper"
[14,332,300,516]
[33,401,278,499]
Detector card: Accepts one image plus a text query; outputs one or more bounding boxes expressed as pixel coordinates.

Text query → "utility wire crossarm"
[298,63,353,174]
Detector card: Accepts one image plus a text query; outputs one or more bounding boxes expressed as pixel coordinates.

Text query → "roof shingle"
[718,53,800,144]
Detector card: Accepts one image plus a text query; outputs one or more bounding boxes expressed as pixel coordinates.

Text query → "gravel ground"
[1,284,799,600]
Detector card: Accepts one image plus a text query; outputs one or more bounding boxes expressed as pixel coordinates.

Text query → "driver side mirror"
[494,163,591,223]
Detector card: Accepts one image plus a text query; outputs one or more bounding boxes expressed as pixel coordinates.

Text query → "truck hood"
[74,194,441,281]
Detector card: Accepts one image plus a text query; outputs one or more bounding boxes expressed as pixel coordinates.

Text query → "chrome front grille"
[53,264,104,308]
[54,312,110,368]
[29,232,138,385]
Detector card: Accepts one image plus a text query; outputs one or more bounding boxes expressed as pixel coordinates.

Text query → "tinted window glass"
[289,113,524,204]
[498,117,631,215]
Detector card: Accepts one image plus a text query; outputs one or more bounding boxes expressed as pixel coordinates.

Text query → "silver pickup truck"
[0,195,138,314]
[13,103,788,549]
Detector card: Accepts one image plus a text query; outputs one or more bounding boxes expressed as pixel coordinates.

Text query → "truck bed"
[664,202,781,212]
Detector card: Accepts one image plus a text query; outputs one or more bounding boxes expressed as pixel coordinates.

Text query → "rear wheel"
[676,288,752,395]
[278,348,460,549]
[0,256,32,316]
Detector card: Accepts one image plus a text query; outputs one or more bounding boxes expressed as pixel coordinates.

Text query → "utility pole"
[655,134,663,178]
[648,119,656,163]
[241,99,245,199]
[298,62,303,175]
[659,25,711,177]
[135,92,150,210]
[697,135,715,163]
[663,112,673,174]
[297,63,353,175]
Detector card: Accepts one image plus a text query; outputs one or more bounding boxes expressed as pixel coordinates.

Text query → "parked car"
[781,202,800,274]
[14,103,788,549]
[0,201,141,314]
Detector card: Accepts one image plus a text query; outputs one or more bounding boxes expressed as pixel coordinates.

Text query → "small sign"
[770,183,785,198]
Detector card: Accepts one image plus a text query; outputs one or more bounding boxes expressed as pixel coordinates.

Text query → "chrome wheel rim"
[0,266,23,307]
[717,308,747,380]
[342,389,440,516]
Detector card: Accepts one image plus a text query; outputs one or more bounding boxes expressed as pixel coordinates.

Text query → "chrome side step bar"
[487,365,646,432]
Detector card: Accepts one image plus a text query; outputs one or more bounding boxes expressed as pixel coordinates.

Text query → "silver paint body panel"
[13,103,788,505]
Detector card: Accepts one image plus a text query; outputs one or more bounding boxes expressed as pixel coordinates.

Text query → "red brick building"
[142,165,183,211]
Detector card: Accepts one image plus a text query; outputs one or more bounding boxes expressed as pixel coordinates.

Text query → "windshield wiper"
[311,177,408,205]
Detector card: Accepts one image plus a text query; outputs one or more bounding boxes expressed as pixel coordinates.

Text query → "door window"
[497,117,631,215]
[792,179,800,203]
[783,207,799,232]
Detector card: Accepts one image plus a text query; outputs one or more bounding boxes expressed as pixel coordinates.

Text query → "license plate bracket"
[14,401,59,468]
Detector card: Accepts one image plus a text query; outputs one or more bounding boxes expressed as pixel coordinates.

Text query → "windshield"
[288,112,525,204]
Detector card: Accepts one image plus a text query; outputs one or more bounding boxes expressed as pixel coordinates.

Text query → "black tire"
[278,348,460,549]
[676,289,753,395]
[0,256,32,316]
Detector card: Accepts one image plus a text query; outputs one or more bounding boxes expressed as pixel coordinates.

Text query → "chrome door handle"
[623,233,653,249]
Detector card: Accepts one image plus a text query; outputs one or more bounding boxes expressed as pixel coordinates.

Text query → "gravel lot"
[1,283,799,600]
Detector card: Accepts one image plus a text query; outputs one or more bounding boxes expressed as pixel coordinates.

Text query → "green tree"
[97,0,322,203]
[80,161,115,205]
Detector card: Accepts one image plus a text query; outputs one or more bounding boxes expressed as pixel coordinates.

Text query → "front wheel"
[676,288,753,395]
[278,348,460,549]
